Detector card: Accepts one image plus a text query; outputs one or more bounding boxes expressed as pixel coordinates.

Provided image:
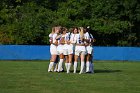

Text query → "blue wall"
[0,45,50,60]
[94,47,140,61]
[0,45,140,61]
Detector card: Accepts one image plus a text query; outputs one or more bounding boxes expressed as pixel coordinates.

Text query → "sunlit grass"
[0,61,140,93]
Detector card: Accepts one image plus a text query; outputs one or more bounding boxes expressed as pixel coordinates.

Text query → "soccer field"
[0,61,140,93]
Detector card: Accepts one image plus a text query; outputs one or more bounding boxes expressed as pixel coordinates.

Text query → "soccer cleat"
[48,70,50,72]
[86,71,90,73]
[73,71,76,73]
[54,69,57,72]
[48,70,52,72]
[79,70,85,74]
[60,69,64,72]
[67,71,70,74]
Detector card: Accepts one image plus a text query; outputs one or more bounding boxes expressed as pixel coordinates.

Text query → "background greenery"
[0,0,140,46]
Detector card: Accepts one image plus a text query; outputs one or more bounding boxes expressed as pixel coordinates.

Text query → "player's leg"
[48,55,57,72]
[54,55,59,72]
[63,49,69,73]
[48,45,57,72]
[64,55,69,72]
[86,54,91,73]
[79,51,86,74]
[73,54,78,73]
[67,54,73,73]
[67,46,73,73]
[90,54,94,73]
[57,52,64,72]
[86,46,94,73]
[89,47,94,73]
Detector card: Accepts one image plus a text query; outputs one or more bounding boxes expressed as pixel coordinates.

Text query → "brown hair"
[60,27,67,34]
[72,27,78,34]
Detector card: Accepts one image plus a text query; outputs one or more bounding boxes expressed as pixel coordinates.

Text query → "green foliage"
[0,0,140,46]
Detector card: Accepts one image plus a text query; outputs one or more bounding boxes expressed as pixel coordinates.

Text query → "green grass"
[0,61,140,93]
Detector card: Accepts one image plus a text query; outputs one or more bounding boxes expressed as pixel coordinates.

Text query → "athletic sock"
[57,59,63,72]
[90,62,94,73]
[65,63,68,71]
[53,63,58,72]
[86,61,90,72]
[48,62,54,72]
[79,61,85,74]
[67,63,71,73]
[73,62,77,73]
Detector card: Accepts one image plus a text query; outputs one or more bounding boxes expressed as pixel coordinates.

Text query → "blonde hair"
[51,27,55,34]
[79,27,84,40]
[54,26,62,35]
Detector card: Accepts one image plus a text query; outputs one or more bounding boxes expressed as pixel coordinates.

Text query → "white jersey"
[84,32,94,40]
[70,33,77,44]
[75,33,85,44]
[85,32,94,54]
[57,33,70,55]
[89,33,94,42]
[49,33,53,38]
[74,33,86,52]
[50,33,58,55]
[49,33,53,43]
[61,33,74,55]
[84,32,94,43]
[84,32,90,40]
[52,33,58,43]
[64,33,71,43]
[63,33,69,50]
[65,32,71,41]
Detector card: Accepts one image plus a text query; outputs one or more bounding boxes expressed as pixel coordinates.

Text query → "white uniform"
[57,34,64,55]
[57,34,66,72]
[89,33,94,73]
[70,33,77,54]
[50,33,58,55]
[49,33,53,42]
[48,33,58,72]
[75,34,86,56]
[84,32,93,54]
[63,33,73,55]
[84,32,94,73]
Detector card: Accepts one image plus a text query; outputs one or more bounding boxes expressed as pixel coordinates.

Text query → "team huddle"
[48,26,95,74]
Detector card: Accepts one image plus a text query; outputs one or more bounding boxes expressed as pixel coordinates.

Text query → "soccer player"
[85,26,95,73]
[74,27,86,74]
[57,27,68,72]
[63,27,78,73]
[48,26,60,72]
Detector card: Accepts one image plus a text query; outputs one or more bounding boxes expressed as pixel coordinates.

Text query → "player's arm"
[52,34,60,46]
[49,33,53,44]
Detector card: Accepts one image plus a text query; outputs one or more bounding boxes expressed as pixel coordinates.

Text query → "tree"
[0,0,140,46]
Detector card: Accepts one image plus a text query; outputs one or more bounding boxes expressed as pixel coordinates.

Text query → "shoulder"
[49,33,53,37]
[66,33,69,36]
[70,33,74,37]
[53,33,57,38]
[85,32,90,36]
[76,33,80,36]
[75,34,80,38]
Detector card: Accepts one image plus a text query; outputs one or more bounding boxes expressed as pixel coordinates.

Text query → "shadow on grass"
[94,69,122,73]
[58,69,122,74]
